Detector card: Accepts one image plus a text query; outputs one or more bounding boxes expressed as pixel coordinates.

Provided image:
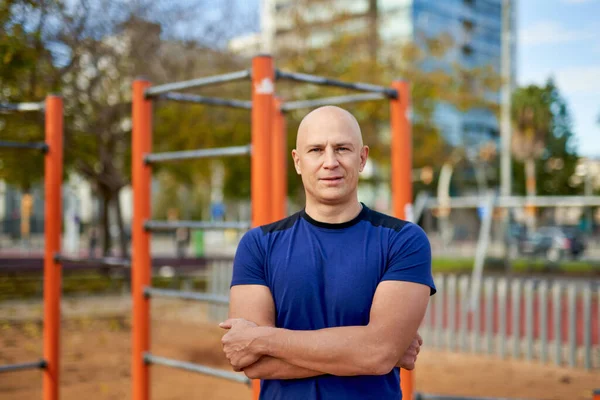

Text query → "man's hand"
[220,318,266,371]
[397,333,422,370]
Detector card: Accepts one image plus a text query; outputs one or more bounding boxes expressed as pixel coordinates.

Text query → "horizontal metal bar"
[426,195,600,209]
[144,353,249,384]
[144,287,230,305]
[157,92,252,109]
[415,393,523,400]
[0,102,44,112]
[276,69,397,98]
[54,254,130,268]
[145,220,251,231]
[281,92,387,111]
[145,145,251,164]
[145,70,251,97]
[0,141,48,152]
[0,360,46,373]
[0,255,235,272]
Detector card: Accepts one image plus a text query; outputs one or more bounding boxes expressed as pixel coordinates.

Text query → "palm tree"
[511,84,553,231]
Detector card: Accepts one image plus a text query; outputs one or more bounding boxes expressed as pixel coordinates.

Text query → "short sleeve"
[230,228,268,287]
[382,222,436,296]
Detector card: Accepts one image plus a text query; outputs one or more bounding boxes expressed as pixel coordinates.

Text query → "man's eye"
[309,148,321,152]
[337,147,349,152]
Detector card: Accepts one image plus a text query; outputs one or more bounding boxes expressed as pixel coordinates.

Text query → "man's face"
[292,107,369,206]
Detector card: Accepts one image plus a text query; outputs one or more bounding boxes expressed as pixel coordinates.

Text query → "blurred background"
[1,1,600,399]
[1,0,599,272]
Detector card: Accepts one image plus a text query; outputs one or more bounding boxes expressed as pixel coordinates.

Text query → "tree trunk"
[367,0,379,61]
[114,188,129,258]
[100,188,112,257]
[525,157,537,232]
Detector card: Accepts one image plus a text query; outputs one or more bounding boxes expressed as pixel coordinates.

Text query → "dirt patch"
[0,297,598,400]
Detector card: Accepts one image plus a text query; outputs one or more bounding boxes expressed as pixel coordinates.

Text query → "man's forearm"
[243,356,324,380]
[254,325,399,377]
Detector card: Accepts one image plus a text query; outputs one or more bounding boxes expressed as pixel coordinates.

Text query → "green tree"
[511,79,579,196]
[0,0,60,190]
[511,84,552,197]
[1,0,256,254]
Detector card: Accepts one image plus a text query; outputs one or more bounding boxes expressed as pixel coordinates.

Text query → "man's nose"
[323,148,339,169]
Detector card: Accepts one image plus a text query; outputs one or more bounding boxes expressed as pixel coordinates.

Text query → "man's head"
[292,106,369,207]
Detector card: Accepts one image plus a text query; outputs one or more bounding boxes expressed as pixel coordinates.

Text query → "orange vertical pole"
[43,95,63,400]
[132,79,152,400]
[271,97,287,221]
[251,55,274,400]
[251,55,274,227]
[390,80,415,400]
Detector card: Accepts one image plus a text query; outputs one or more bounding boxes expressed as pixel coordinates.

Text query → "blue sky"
[517,0,600,157]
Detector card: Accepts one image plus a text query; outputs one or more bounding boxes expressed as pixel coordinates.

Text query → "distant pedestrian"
[88,225,99,258]
[175,227,190,258]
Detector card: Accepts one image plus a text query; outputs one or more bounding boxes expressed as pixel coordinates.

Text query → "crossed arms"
[220,281,430,379]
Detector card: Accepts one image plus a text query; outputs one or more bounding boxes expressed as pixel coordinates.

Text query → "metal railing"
[281,92,387,111]
[0,360,46,373]
[275,69,398,98]
[144,287,229,305]
[143,353,249,384]
[144,144,251,164]
[0,102,45,112]
[201,258,600,370]
[0,141,48,152]
[421,273,600,370]
[144,220,251,232]
[156,92,252,110]
[54,254,131,268]
[145,70,251,97]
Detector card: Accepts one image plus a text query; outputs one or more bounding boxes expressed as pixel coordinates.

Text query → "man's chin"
[315,191,349,204]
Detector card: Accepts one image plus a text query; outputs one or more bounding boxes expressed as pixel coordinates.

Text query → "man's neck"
[304,199,363,224]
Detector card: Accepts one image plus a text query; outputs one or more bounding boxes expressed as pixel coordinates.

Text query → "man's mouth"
[320,177,343,182]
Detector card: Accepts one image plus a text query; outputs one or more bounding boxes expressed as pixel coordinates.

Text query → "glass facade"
[411,0,505,148]
[267,0,510,149]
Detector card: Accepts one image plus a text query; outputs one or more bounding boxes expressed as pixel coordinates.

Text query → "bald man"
[220,106,435,399]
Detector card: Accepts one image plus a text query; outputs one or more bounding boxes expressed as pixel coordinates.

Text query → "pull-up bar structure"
[0,140,49,152]
[130,55,413,400]
[131,56,276,400]
[0,97,64,400]
[275,70,398,98]
[0,101,45,112]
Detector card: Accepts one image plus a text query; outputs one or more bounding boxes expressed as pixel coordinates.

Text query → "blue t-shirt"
[231,204,436,400]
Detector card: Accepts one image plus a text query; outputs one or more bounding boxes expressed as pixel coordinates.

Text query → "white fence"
[205,259,600,370]
[421,274,600,370]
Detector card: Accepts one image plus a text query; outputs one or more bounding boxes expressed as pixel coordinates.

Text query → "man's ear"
[291,149,301,175]
[359,146,369,172]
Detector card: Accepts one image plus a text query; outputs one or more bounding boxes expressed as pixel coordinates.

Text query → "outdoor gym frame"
[0,97,63,400]
[131,55,413,400]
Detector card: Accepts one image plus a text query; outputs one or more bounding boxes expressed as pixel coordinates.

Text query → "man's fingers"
[410,338,419,350]
[416,332,423,346]
[219,318,245,329]
[219,319,234,329]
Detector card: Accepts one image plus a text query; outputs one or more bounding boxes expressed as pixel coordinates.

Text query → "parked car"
[518,226,586,262]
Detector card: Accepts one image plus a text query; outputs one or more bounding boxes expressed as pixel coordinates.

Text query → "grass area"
[432,257,600,274]
[0,272,207,301]
[1,257,598,301]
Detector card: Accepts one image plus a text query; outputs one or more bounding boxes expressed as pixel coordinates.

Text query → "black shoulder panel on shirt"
[365,208,410,232]
[260,211,302,234]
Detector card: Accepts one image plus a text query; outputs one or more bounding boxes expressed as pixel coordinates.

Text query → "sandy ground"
[0,296,598,400]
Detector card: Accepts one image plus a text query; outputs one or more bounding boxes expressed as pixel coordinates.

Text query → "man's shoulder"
[259,211,303,235]
[363,207,411,233]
